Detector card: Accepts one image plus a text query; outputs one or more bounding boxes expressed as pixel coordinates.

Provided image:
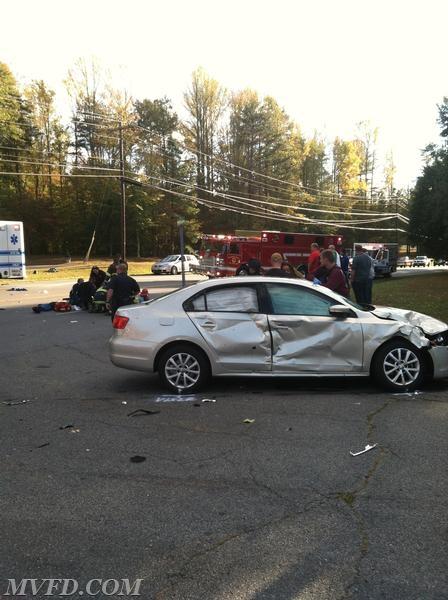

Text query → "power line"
[140,180,408,232]
[0,156,121,172]
[0,171,119,179]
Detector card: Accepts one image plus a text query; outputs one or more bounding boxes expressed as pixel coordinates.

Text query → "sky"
[1,0,447,188]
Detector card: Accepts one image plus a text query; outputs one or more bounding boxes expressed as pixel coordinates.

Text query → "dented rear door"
[185,283,272,372]
[265,283,363,373]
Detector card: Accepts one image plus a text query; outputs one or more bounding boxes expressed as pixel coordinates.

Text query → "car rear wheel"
[371,340,425,391]
[171,266,178,275]
[158,345,210,393]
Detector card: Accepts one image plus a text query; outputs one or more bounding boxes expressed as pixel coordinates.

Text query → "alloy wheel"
[383,347,420,387]
[165,353,201,390]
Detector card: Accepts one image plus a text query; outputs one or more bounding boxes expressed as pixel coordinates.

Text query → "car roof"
[185,276,346,301]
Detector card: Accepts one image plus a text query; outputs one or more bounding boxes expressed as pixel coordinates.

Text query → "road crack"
[337,398,396,599]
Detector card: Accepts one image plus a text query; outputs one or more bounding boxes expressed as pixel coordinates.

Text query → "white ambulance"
[0,221,26,278]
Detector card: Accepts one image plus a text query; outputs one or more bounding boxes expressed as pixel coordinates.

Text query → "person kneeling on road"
[106,263,140,318]
[320,249,349,297]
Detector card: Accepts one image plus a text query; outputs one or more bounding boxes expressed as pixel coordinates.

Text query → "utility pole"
[395,197,399,247]
[178,218,186,288]
[118,120,127,261]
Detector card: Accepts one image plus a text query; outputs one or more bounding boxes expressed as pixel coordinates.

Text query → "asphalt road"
[0,277,447,599]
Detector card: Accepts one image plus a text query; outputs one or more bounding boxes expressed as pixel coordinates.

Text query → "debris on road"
[46,267,58,273]
[393,390,423,397]
[155,395,197,403]
[7,287,28,291]
[69,320,78,323]
[202,398,216,403]
[121,401,127,405]
[350,443,378,457]
[243,419,255,424]
[59,424,77,431]
[37,442,50,449]
[128,408,160,417]
[3,399,32,406]
[130,455,146,463]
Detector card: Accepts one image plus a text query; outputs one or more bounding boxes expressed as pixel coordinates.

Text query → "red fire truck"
[193,231,343,277]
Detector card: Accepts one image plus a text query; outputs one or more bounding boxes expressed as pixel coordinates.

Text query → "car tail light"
[113,315,129,330]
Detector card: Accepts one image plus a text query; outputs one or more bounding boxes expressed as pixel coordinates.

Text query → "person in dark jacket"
[236,258,263,276]
[351,245,373,304]
[69,278,84,306]
[107,255,128,276]
[320,250,349,297]
[266,253,289,277]
[89,266,107,289]
[106,264,140,318]
[281,261,304,279]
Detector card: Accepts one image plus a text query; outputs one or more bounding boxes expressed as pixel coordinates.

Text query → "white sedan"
[109,277,448,393]
[151,254,199,275]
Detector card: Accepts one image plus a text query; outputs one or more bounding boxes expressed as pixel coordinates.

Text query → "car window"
[266,283,334,316]
[190,294,206,310]
[206,286,259,312]
[185,286,259,313]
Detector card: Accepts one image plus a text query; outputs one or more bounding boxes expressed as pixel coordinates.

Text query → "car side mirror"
[329,304,355,319]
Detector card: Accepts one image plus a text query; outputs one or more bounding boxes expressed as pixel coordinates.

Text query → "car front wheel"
[158,345,210,393]
[371,340,426,391]
[171,266,178,275]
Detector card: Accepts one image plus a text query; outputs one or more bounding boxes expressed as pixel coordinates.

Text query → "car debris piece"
[121,401,127,405]
[202,398,216,403]
[350,443,378,457]
[3,399,32,406]
[37,442,50,448]
[130,455,146,463]
[243,419,255,424]
[59,424,75,430]
[127,409,160,417]
[393,390,423,397]
[7,287,28,291]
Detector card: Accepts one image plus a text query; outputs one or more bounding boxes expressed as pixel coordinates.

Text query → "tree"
[409,101,448,256]
[135,97,199,254]
[183,68,226,192]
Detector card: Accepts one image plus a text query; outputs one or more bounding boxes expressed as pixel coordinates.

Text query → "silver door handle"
[201,320,216,330]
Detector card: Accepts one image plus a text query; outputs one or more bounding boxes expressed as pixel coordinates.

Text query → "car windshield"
[162,255,179,262]
[416,256,426,260]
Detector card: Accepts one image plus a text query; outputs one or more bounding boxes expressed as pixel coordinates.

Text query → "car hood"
[154,262,172,267]
[373,306,447,335]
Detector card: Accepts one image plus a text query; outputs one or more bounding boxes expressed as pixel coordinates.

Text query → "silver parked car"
[109,277,448,393]
[151,254,199,275]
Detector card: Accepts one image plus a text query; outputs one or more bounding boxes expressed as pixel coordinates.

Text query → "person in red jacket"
[320,250,349,297]
[307,242,321,280]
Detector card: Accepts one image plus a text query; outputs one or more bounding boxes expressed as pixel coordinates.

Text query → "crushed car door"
[185,284,271,372]
[265,283,363,373]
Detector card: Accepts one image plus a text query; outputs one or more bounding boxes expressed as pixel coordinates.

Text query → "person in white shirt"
[328,244,341,268]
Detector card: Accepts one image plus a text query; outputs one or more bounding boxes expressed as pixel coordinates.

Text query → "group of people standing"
[307,242,375,303]
[237,242,375,305]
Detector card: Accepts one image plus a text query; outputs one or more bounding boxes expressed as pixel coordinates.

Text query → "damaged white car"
[109,277,448,393]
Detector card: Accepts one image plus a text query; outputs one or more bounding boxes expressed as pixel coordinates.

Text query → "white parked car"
[109,277,448,393]
[413,256,433,268]
[151,254,199,275]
